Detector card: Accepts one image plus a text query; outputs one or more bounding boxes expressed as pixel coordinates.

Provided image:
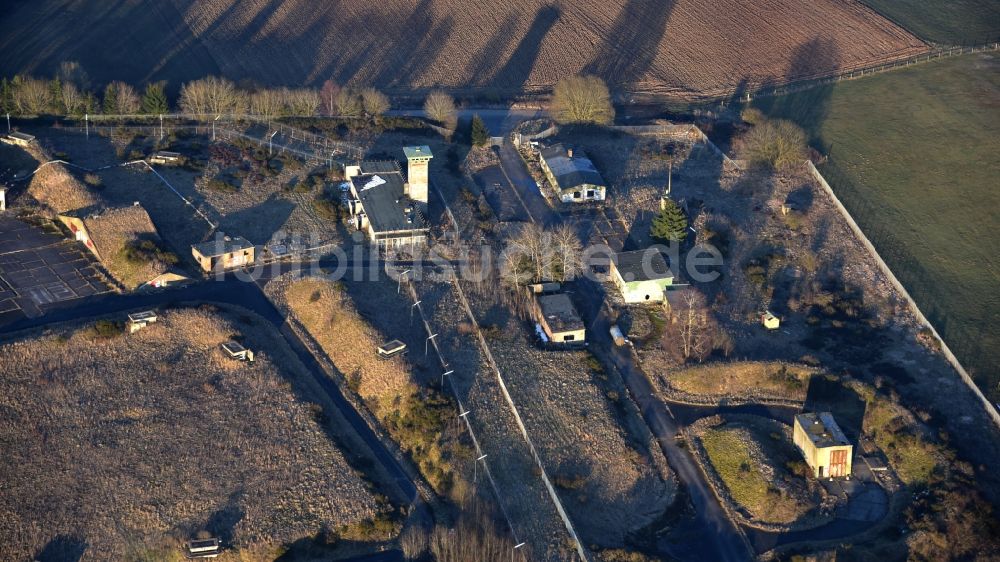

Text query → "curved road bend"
[582,298,751,562]
[0,275,419,507]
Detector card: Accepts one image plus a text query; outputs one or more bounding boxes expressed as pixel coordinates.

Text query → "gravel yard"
[0,308,384,560]
[410,278,579,561]
[460,284,678,547]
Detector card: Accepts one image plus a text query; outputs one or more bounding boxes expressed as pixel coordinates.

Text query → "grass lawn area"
[755,52,1000,401]
[666,361,816,400]
[861,0,1000,44]
[700,427,808,524]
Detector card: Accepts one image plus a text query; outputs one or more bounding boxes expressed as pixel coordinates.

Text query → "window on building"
[564,334,575,341]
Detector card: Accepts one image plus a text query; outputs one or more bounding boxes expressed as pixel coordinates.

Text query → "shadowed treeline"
[0,0,928,98]
[583,0,675,85]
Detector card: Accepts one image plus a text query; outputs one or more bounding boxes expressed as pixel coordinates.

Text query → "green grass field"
[861,0,1000,44]
[755,52,1000,401]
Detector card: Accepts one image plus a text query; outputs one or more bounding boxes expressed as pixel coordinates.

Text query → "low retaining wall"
[806,161,1000,429]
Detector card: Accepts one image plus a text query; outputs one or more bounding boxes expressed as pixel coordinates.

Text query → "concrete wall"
[807,161,1000,430]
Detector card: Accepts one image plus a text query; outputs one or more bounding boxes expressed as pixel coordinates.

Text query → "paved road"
[577,285,752,562]
[386,108,545,136]
[496,140,560,226]
[0,274,420,509]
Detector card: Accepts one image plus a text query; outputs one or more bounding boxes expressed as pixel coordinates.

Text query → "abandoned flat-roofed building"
[532,292,586,344]
[346,147,432,248]
[149,151,181,165]
[610,249,674,303]
[538,144,606,203]
[793,412,854,479]
[2,131,35,147]
[191,234,255,272]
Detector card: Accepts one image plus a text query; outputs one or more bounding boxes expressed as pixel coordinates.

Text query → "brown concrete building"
[793,412,853,479]
[191,234,255,272]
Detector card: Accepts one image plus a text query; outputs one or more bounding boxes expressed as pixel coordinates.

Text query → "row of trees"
[0,67,393,119]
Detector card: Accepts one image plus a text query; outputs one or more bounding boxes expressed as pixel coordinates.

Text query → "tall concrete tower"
[403,146,432,206]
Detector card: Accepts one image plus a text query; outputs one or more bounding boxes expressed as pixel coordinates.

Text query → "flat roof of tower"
[403,146,433,160]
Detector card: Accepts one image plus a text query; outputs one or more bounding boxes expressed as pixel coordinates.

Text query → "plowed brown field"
[0,0,926,99]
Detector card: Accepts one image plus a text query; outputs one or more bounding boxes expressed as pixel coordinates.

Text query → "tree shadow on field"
[754,37,841,149]
[465,15,520,87]
[583,0,675,87]
[35,535,88,562]
[491,6,562,91]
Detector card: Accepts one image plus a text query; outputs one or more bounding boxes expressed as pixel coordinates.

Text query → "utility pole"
[398,269,411,293]
[473,452,486,483]
[411,301,421,324]
[84,113,89,139]
[159,114,164,141]
[268,130,278,157]
[213,114,221,141]
[425,333,438,356]
[441,369,453,388]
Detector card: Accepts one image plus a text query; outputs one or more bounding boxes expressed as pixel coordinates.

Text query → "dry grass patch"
[0,308,382,561]
[82,205,175,289]
[663,361,817,401]
[24,144,99,214]
[284,276,468,496]
[698,423,813,525]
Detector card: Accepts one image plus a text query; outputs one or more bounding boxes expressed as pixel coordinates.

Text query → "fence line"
[806,161,1000,429]
[401,279,522,549]
[448,275,589,562]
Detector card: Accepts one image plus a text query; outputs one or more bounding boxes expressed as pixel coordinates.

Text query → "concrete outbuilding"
[532,292,586,344]
[192,234,255,272]
[793,412,853,479]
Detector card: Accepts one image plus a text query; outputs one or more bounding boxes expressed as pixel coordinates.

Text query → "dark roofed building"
[538,144,606,203]
[610,249,674,303]
[532,292,586,344]
[191,234,255,272]
[345,152,431,248]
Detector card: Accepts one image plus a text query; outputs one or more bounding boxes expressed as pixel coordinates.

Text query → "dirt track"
[1,0,926,98]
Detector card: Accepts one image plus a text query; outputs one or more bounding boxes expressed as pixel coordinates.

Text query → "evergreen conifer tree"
[141,82,169,114]
[651,197,688,242]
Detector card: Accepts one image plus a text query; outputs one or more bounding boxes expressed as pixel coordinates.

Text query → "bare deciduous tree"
[283,88,320,116]
[666,288,727,363]
[739,118,807,170]
[178,76,246,116]
[360,87,390,117]
[428,501,517,562]
[334,88,362,117]
[12,77,52,115]
[249,89,284,118]
[58,61,89,90]
[551,75,615,125]
[108,81,140,114]
[424,90,457,131]
[501,223,583,286]
[60,82,83,116]
[319,79,340,116]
